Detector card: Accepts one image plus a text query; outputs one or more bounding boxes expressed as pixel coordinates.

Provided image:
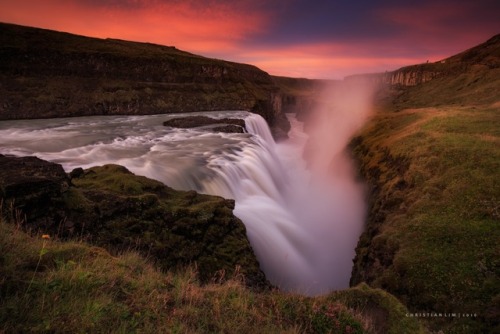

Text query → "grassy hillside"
[0,155,268,287]
[0,214,423,333]
[349,34,500,333]
[0,155,423,333]
[350,104,499,333]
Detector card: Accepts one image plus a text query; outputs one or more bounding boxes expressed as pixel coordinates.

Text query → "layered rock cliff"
[271,76,339,121]
[0,23,289,138]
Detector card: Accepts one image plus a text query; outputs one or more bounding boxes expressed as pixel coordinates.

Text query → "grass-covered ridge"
[350,104,500,332]
[0,155,423,333]
[0,215,423,333]
[342,33,500,333]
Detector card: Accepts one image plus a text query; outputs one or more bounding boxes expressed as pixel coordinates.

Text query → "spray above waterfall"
[0,83,374,295]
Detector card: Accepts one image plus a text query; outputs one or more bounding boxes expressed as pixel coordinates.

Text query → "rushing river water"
[0,111,364,295]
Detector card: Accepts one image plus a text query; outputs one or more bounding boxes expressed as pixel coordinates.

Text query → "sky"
[1,0,499,79]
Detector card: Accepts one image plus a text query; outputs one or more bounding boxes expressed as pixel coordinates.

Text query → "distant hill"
[0,22,289,138]
[271,76,337,114]
[346,34,500,109]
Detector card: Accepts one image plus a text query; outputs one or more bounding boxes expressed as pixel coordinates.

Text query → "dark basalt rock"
[0,155,268,288]
[163,115,245,129]
[0,154,70,227]
[212,125,245,133]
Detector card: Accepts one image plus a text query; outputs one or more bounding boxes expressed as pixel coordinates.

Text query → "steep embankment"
[349,35,500,333]
[0,22,289,138]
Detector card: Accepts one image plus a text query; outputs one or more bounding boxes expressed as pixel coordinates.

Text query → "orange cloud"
[230,43,445,79]
[0,0,269,52]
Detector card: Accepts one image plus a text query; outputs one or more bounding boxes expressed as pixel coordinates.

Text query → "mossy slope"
[343,34,500,333]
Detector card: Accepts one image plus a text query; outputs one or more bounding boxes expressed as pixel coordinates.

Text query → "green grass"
[0,215,423,333]
[351,105,500,333]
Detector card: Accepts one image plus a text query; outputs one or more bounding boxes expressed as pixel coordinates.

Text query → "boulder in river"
[163,116,246,133]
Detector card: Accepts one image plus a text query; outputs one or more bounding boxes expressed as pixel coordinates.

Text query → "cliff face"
[271,76,339,122]
[385,67,439,86]
[0,23,288,137]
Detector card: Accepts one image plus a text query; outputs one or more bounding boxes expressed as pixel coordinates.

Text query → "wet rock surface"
[163,116,246,133]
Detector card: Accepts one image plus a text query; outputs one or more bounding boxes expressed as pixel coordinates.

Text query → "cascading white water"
[0,110,365,295]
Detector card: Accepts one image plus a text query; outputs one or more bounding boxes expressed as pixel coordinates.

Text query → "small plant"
[25,234,50,296]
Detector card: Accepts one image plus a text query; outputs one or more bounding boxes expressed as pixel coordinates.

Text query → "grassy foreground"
[0,214,423,333]
[350,103,499,333]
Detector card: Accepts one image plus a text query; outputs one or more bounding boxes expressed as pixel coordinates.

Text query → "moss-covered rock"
[0,154,70,229]
[332,283,425,334]
[0,156,267,287]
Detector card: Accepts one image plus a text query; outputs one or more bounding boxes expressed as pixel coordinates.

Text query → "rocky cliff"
[271,76,339,122]
[0,23,289,138]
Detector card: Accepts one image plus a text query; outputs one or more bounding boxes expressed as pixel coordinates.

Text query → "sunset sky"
[1,0,499,79]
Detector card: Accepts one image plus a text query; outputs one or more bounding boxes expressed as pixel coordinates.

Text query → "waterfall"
[199,113,364,294]
[0,111,365,295]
